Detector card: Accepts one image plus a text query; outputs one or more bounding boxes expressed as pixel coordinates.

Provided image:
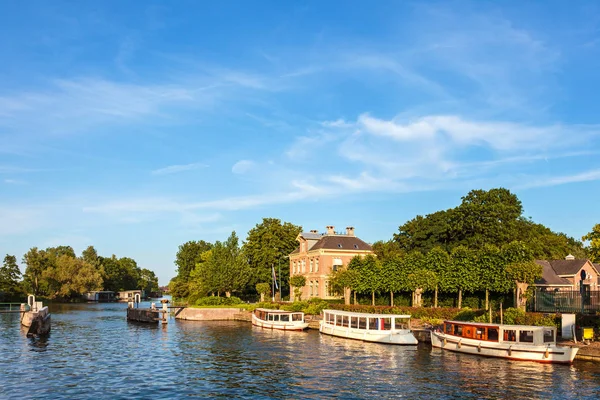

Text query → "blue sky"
[1,1,600,285]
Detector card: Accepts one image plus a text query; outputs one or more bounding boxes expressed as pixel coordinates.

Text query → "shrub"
[195,296,243,306]
[303,301,329,316]
[502,307,526,325]
[281,301,307,312]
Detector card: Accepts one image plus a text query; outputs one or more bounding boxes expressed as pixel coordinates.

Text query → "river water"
[1,301,600,399]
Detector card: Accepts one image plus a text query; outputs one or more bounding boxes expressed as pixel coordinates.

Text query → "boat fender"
[477,343,481,353]
[457,340,462,349]
[508,346,512,356]
[544,348,549,359]
[443,338,447,347]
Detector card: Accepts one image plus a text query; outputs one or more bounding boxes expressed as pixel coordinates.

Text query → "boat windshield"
[280,314,289,322]
[543,328,555,343]
[292,313,303,322]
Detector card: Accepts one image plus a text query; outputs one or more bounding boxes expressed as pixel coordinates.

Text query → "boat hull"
[252,314,309,331]
[431,331,578,364]
[320,323,418,345]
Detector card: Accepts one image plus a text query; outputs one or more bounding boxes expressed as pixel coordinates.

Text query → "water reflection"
[2,304,600,399]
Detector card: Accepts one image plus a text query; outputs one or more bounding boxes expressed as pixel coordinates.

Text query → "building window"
[354,244,359,249]
[325,280,329,297]
[315,281,319,297]
[337,244,342,248]
[315,259,319,272]
[292,262,296,274]
[309,281,313,297]
[310,259,313,273]
[301,260,306,273]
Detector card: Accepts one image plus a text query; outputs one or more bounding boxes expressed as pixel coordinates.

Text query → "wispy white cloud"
[4,178,27,185]
[516,169,600,190]
[231,160,255,174]
[151,162,207,175]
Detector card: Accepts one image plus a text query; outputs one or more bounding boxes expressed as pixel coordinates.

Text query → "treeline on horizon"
[169,187,600,308]
[0,245,159,302]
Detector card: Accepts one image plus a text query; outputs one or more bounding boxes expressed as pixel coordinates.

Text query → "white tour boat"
[431,320,578,364]
[320,309,418,345]
[252,308,309,331]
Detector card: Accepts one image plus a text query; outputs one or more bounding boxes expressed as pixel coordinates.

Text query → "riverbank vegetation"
[169,188,597,311]
[0,245,158,302]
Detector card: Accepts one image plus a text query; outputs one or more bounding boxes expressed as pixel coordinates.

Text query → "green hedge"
[195,296,243,306]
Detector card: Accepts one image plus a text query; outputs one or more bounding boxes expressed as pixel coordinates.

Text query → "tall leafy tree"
[582,224,600,262]
[22,247,51,296]
[426,247,451,307]
[138,268,159,295]
[380,256,405,306]
[175,240,213,281]
[42,255,103,299]
[289,275,306,301]
[405,269,438,307]
[445,246,479,308]
[477,244,510,310]
[354,255,383,305]
[243,218,302,294]
[0,254,22,299]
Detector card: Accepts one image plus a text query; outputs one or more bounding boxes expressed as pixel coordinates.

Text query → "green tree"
[353,255,383,306]
[371,240,404,260]
[405,269,438,307]
[243,218,302,295]
[256,282,271,302]
[289,275,306,301]
[445,246,479,308]
[169,277,189,300]
[22,247,51,296]
[329,266,360,304]
[42,255,103,299]
[138,268,159,295]
[175,240,213,281]
[477,244,510,310]
[0,254,22,299]
[582,224,600,262]
[425,247,451,307]
[380,256,405,306]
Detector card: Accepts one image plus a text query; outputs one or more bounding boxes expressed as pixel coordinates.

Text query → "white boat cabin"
[442,321,557,346]
[254,309,305,323]
[323,310,411,331]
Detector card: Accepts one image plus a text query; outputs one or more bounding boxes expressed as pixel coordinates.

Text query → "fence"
[532,289,600,314]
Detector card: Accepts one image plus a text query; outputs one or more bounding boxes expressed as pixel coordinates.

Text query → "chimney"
[346,226,355,236]
[310,230,318,234]
[565,254,575,260]
[326,225,335,235]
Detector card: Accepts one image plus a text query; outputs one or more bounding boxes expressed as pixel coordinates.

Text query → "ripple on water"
[2,305,600,399]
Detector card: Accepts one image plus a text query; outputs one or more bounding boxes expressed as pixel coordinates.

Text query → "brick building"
[289,225,373,300]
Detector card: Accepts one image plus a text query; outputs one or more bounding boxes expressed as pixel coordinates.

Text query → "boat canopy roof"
[255,308,303,314]
[443,320,556,330]
[322,309,412,319]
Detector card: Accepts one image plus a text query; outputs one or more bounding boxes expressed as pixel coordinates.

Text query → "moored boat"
[431,320,578,364]
[320,309,418,345]
[252,308,309,331]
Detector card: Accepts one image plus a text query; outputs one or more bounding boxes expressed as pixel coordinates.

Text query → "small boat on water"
[21,295,51,337]
[252,308,309,331]
[431,320,578,364]
[320,309,418,345]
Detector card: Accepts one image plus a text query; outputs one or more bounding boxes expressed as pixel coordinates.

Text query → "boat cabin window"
[368,317,378,330]
[342,315,349,327]
[453,325,463,336]
[543,328,554,343]
[519,330,534,343]
[444,323,453,334]
[326,313,334,324]
[280,314,289,322]
[358,317,367,329]
[488,328,499,341]
[267,314,274,321]
[350,317,358,329]
[292,313,303,322]
[504,329,516,342]
[395,318,408,330]
[382,318,392,331]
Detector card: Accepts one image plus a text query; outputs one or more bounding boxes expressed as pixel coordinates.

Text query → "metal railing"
[0,303,30,313]
[532,289,600,314]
